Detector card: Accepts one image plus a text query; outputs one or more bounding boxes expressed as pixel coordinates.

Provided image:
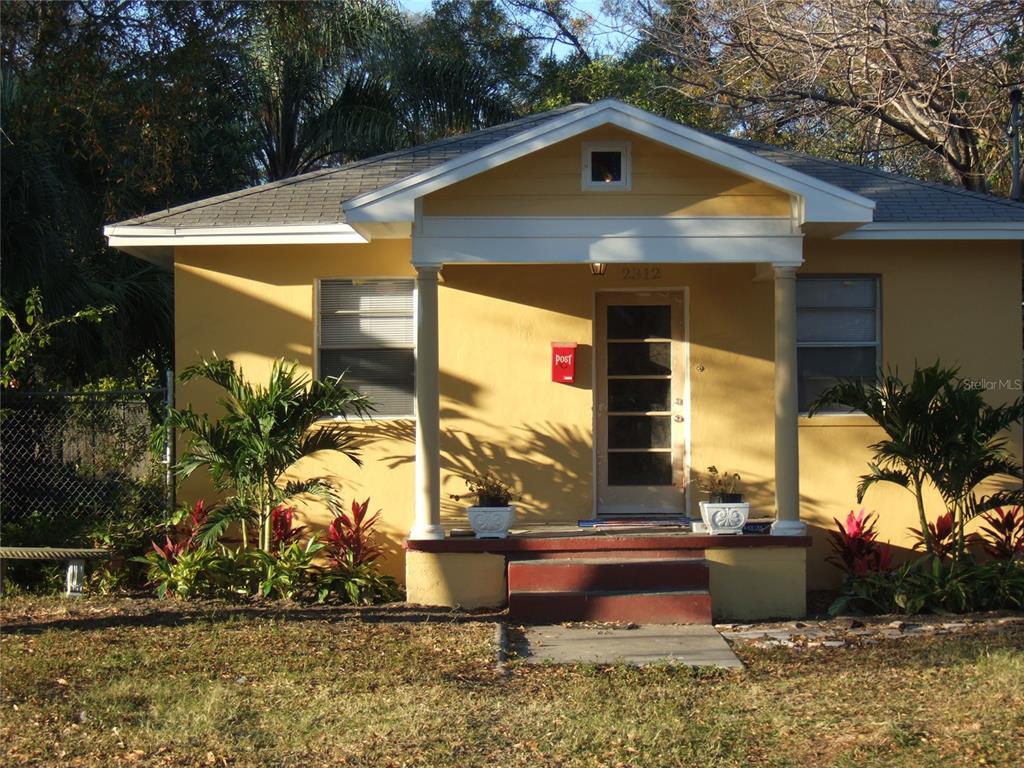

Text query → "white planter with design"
[698,502,750,535]
[467,506,515,539]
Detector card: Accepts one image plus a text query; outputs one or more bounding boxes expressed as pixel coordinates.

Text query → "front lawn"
[1,598,1021,767]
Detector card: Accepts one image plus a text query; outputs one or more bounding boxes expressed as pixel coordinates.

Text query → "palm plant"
[166,357,371,553]
[243,1,525,181]
[810,362,1023,559]
[244,0,404,180]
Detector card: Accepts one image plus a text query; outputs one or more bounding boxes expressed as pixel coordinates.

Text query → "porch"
[406,526,810,622]
[406,262,808,530]
[378,105,875,617]
[400,257,812,622]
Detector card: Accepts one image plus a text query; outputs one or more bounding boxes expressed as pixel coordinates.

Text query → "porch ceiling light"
[590,262,607,276]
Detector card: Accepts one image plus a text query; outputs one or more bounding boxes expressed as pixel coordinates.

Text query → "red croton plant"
[326,497,383,568]
[974,506,1024,560]
[827,509,892,577]
[269,504,306,553]
[151,499,210,563]
[910,511,956,559]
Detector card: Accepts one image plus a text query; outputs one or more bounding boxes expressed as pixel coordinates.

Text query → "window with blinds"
[318,279,415,417]
[796,276,880,412]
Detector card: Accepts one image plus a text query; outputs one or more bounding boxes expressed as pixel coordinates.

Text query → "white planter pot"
[698,502,750,535]
[467,506,515,539]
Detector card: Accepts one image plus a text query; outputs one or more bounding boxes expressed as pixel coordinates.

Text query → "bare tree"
[631,0,1024,193]
[500,0,596,60]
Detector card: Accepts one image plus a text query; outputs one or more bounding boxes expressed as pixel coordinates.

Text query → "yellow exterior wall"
[405,551,506,608]
[798,240,1023,587]
[172,233,1021,592]
[436,263,775,524]
[174,241,417,579]
[706,547,807,620]
[423,126,792,218]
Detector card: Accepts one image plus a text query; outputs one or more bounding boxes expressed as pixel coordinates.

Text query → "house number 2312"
[622,267,661,280]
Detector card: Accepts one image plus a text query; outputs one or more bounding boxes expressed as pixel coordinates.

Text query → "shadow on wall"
[372,410,594,523]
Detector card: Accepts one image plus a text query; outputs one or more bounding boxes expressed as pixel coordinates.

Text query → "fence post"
[164,367,176,513]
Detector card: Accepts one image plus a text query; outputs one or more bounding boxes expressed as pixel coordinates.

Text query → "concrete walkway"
[508,624,743,668]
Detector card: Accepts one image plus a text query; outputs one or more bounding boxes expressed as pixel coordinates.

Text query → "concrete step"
[509,589,713,625]
[508,557,709,593]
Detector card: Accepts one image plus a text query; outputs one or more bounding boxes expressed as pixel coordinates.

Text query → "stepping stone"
[508,624,743,668]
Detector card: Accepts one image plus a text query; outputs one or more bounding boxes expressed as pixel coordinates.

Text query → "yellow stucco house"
[105,101,1024,621]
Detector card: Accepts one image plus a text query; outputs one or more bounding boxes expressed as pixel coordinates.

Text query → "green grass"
[1,597,1022,767]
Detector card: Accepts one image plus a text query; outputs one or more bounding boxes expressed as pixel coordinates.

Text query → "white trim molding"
[838,221,1024,240]
[343,100,876,226]
[414,215,804,267]
[104,222,368,248]
[420,215,794,238]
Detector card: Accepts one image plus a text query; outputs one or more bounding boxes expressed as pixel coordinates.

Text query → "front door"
[595,291,687,517]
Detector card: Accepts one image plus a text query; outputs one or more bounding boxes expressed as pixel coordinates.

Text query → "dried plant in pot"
[696,466,749,535]
[698,466,743,504]
[450,474,518,539]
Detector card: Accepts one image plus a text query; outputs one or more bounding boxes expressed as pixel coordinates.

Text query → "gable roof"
[111,104,587,230]
[107,100,1024,235]
[719,136,1024,224]
[341,100,874,226]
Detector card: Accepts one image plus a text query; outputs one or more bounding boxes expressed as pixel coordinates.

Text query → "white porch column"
[409,265,445,540]
[772,266,806,535]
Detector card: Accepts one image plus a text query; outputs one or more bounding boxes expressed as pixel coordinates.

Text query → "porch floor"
[406,525,812,554]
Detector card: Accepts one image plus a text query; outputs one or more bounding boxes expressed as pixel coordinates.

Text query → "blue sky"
[397,1,631,58]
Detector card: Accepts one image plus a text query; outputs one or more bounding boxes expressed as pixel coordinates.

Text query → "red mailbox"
[551,342,578,383]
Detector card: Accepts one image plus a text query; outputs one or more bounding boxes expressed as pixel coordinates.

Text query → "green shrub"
[253,537,324,600]
[137,546,221,599]
[317,550,402,605]
[210,546,260,597]
[830,555,1024,616]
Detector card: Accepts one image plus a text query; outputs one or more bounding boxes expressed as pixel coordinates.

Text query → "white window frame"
[581,141,632,191]
[315,277,416,420]
[796,275,881,414]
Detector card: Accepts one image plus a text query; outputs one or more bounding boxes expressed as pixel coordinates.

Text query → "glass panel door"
[596,292,687,517]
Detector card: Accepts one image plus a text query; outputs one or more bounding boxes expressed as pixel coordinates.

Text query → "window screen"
[318,279,415,417]
[796,276,880,412]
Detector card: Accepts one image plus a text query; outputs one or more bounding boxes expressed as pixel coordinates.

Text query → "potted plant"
[450,473,518,539]
[697,466,749,535]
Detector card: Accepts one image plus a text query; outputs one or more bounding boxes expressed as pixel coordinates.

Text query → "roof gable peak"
[342,100,875,227]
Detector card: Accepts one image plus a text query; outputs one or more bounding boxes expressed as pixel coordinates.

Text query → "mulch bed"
[716,611,1024,649]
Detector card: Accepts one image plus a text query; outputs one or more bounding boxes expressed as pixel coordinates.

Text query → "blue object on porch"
[742,521,772,534]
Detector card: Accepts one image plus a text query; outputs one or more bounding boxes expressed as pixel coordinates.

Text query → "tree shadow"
[373,408,594,522]
[0,600,506,635]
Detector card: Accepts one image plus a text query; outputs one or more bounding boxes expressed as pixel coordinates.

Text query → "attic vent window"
[582,141,631,191]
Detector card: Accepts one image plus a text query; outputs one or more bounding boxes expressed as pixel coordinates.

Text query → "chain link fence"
[0,382,173,528]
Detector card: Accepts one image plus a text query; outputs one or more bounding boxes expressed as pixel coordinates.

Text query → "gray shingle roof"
[717,136,1024,223]
[113,104,588,228]
[111,102,1024,229]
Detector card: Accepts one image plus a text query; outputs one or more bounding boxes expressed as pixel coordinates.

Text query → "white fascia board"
[421,216,795,238]
[838,221,1024,240]
[104,222,368,247]
[344,100,875,225]
[413,234,803,268]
